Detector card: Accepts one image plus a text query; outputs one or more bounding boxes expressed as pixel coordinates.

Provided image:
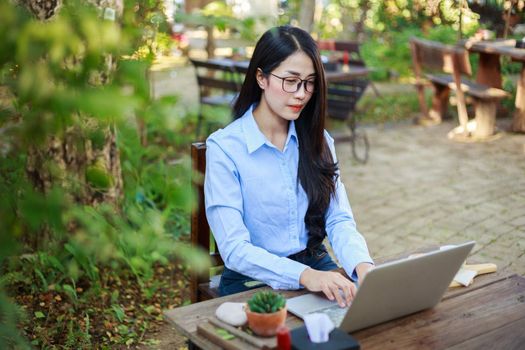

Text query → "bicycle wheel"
[351,130,369,164]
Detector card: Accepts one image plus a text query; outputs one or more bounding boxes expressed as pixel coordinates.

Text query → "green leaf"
[85,166,113,190]
[216,328,235,340]
[111,304,126,322]
[117,324,129,335]
[76,87,138,121]
[34,311,45,319]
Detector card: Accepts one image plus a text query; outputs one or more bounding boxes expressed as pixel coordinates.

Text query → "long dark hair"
[233,26,338,252]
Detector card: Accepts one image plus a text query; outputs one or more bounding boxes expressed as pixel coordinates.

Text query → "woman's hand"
[355,262,374,285]
[299,268,356,307]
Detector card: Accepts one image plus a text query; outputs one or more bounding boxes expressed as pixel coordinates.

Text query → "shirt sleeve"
[323,131,374,281]
[204,138,309,290]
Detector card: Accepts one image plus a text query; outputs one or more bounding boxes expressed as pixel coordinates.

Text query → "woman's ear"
[255,68,267,90]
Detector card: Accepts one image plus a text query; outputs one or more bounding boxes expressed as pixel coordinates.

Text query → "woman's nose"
[294,82,307,98]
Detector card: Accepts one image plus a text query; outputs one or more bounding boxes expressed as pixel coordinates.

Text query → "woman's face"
[257,50,316,122]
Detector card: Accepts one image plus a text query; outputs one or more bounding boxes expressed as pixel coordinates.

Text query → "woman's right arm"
[204,139,308,290]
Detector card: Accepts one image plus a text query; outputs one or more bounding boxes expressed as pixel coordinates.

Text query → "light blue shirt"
[205,105,373,290]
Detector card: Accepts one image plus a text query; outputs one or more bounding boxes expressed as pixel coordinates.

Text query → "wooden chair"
[190,59,243,139]
[190,142,223,303]
[410,37,508,137]
[318,40,372,163]
[318,39,366,67]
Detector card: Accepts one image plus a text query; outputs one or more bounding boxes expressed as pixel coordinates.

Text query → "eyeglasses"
[270,73,316,93]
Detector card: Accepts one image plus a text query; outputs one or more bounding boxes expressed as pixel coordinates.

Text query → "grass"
[355,90,421,125]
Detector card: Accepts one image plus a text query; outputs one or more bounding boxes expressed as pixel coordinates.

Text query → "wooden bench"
[410,37,509,137]
[190,59,243,139]
[190,142,223,303]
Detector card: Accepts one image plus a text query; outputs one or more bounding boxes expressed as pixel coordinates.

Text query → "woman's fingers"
[335,276,356,306]
[301,268,357,307]
[326,274,355,307]
[330,284,346,307]
[337,278,355,306]
[321,284,335,302]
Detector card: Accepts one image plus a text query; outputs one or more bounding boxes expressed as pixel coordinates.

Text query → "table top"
[164,266,524,349]
[465,39,525,61]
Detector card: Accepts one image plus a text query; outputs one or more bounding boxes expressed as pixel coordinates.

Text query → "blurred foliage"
[0,0,208,347]
[361,25,466,81]
[314,0,480,38]
[175,0,258,42]
[300,0,482,80]
[125,0,176,60]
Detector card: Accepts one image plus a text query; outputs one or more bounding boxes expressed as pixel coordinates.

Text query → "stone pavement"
[335,119,525,276]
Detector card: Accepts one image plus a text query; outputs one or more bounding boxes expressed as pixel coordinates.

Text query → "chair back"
[190,142,223,303]
[318,40,369,121]
[409,37,472,80]
[317,39,365,66]
[409,37,471,127]
[326,79,369,121]
[190,59,242,98]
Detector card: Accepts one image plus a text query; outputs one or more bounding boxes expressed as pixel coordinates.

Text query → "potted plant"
[245,291,287,337]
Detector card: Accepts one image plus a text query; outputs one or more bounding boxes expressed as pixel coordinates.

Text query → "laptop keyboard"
[310,304,350,326]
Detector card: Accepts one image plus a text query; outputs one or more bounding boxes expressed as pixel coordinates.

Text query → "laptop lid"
[287,241,475,333]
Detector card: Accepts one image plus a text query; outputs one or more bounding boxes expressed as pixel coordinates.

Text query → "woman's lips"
[289,105,303,113]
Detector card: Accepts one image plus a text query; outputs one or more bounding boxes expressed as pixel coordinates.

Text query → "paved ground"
[338,119,525,275]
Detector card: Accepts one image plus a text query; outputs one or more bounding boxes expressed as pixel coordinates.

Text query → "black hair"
[233,26,338,252]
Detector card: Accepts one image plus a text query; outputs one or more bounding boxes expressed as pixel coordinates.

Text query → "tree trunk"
[355,0,370,42]
[21,0,124,250]
[21,0,61,20]
[298,0,316,32]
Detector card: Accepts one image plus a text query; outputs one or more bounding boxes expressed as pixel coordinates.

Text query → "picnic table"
[465,39,525,133]
[164,251,525,349]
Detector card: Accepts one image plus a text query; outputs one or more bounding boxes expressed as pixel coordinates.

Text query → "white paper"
[303,313,335,343]
[453,268,477,286]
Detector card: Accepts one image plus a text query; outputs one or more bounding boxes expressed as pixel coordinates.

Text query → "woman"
[204,26,373,308]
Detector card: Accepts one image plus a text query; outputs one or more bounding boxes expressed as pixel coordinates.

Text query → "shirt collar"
[242,104,298,154]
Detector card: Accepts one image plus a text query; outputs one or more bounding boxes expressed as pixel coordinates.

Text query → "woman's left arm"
[323,131,374,281]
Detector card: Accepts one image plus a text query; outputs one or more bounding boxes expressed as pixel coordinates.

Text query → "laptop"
[287,241,475,333]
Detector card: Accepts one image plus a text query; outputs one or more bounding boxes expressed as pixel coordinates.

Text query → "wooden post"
[512,63,525,132]
[429,84,451,122]
[503,0,515,39]
[473,100,496,138]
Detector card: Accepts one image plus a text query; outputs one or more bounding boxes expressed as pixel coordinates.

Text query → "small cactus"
[247,291,286,314]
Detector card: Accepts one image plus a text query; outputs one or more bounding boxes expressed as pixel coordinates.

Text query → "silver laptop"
[287,241,475,333]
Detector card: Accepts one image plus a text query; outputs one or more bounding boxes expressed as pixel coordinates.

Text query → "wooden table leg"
[430,84,450,122]
[512,64,525,133]
[473,100,497,138]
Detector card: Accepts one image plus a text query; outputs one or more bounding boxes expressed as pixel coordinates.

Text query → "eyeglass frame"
[269,73,316,94]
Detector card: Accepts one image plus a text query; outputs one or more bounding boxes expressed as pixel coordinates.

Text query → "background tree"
[0,0,208,347]
[298,0,316,32]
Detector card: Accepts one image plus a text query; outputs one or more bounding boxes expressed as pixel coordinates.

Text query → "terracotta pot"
[245,305,287,337]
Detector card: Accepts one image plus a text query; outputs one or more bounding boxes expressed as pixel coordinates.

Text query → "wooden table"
[466,39,525,132]
[164,271,525,349]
